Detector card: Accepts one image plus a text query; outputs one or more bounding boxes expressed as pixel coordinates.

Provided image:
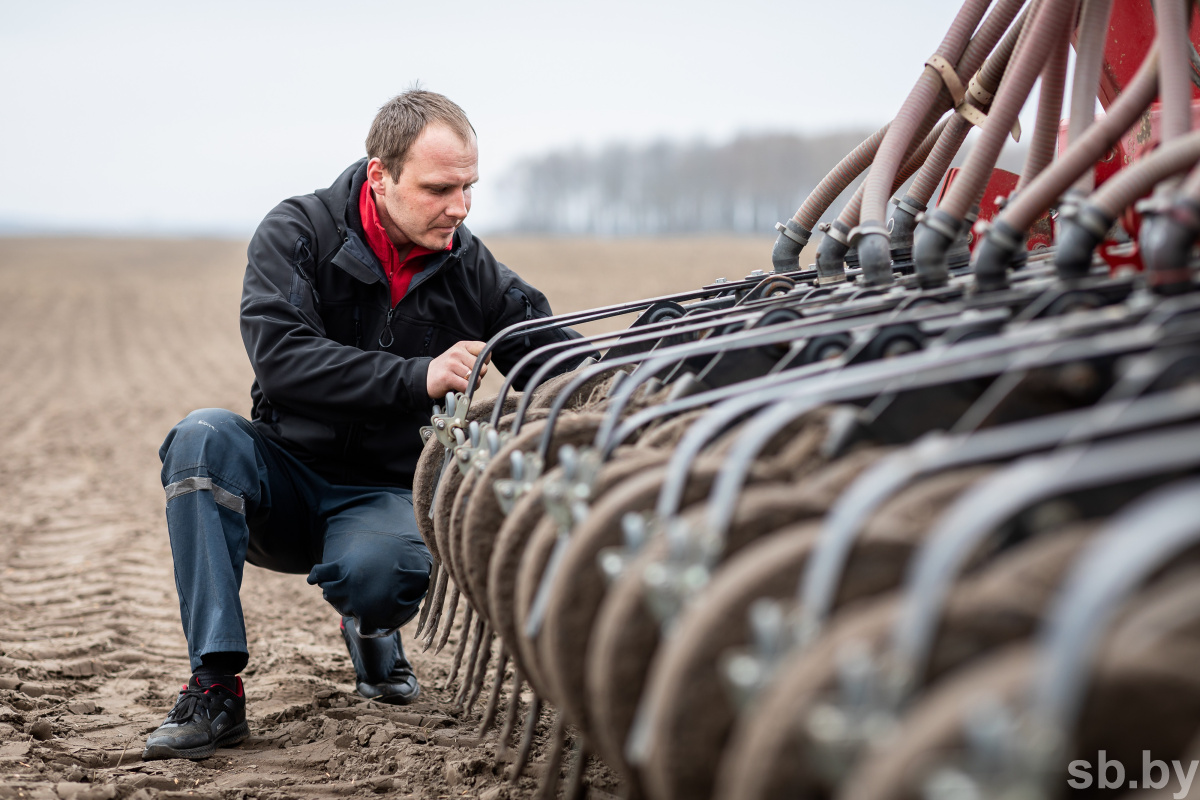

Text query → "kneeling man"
[144,90,581,760]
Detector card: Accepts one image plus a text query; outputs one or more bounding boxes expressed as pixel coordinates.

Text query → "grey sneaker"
[143,676,249,760]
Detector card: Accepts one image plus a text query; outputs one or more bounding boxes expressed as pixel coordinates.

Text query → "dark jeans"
[159,409,432,671]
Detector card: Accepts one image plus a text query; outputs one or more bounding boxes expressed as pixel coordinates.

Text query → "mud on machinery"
[412,1,1200,798]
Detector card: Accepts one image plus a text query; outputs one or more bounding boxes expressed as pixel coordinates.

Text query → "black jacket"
[240,159,582,488]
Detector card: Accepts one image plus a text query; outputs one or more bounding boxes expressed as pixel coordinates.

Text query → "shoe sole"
[141,721,250,761]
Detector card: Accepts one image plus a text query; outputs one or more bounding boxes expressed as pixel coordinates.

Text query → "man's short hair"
[366,90,475,179]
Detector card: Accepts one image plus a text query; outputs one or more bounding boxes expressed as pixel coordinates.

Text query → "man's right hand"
[427,341,489,398]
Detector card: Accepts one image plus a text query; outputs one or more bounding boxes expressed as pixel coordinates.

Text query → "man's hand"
[427,341,489,398]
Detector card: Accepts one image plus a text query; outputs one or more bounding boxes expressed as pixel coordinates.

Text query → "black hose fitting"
[815,220,852,284]
[856,223,893,287]
[973,218,1026,292]
[913,208,964,289]
[1143,197,1200,295]
[1054,203,1112,280]
[889,195,926,274]
[771,219,812,273]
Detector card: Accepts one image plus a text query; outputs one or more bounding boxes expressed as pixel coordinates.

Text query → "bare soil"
[0,235,778,800]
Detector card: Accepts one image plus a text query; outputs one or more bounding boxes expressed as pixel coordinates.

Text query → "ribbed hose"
[815,117,952,282]
[1017,8,1073,190]
[837,117,951,227]
[793,124,891,231]
[940,0,1074,221]
[912,0,1060,287]
[991,47,1159,230]
[860,0,1000,224]
[970,46,1160,288]
[908,118,974,206]
[889,0,1030,198]
[1091,131,1200,218]
[907,6,1030,206]
[1068,0,1115,192]
[1158,0,1194,143]
[855,0,995,285]
[1181,154,1200,199]
[1055,128,1200,280]
[770,123,892,271]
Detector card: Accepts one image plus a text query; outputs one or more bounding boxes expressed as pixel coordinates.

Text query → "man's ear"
[366,158,389,194]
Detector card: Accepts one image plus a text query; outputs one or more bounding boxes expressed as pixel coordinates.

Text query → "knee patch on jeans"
[160,409,259,496]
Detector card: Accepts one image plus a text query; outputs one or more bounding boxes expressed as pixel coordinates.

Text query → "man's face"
[367,122,479,251]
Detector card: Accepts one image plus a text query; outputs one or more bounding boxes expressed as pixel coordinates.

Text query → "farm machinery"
[412,1,1200,797]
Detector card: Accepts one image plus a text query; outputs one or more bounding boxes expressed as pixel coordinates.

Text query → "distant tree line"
[495,130,1031,236]
[496,131,875,236]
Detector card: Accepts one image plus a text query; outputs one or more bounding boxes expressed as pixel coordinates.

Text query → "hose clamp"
[823,224,851,246]
[1075,205,1115,240]
[921,211,961,241]
[986,221,1024,253]
[894,196,927,218]
[775,219,811,246]
[848,224,890,244]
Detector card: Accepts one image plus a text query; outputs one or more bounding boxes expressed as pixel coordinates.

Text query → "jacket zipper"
[421,327,434,356]
[289,235,318,307]
[353,306,362,348]
[379,307,395,348]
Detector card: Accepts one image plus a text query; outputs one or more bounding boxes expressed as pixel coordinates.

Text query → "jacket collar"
[316,158,469,290]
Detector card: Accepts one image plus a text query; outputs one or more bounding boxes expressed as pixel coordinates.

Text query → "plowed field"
[0,235,777,800]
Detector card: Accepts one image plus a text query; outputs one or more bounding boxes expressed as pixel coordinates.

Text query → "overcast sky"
[2,0,1029,235]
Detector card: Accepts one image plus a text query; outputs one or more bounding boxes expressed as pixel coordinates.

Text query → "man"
[143,91,583,760]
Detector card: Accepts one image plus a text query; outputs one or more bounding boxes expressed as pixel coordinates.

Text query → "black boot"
[340,617,420,704]
[142,676,249,760]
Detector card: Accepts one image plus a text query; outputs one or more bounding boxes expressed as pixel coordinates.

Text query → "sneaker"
[142,676,249,760]
[340,616,420,705]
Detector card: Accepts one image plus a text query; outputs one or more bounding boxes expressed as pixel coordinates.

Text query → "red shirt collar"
[358,180,452,306]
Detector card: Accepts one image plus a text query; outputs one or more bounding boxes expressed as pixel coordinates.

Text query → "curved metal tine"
[948,338,1084,435]
[654,388,801,519]
[888,422,1200,697]
[696,319,1011,541]
[950,301,1200,437]
[1093,344,1200,404]
[589,303,934,460]
[487,300,766,427]
[660,307,964,528]
[603,299,1200,483]
[511,284,924,437]
[700,314,1200,545]
[537,314,836,462]
[796,383,1200,639]
[504,284,872,435]
[1139,288,1200,329]
[506,306,777,435]
[462,270,818,405]
[1030,478,1200,738]
[595,293,1081,460]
